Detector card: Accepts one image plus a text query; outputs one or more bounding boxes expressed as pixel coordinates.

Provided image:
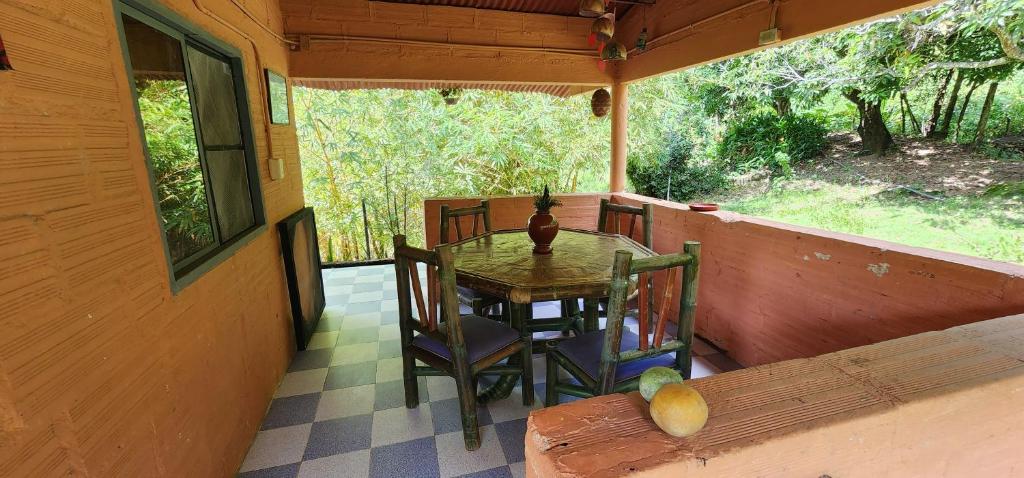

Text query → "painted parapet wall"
[611,192,1024,366]
[0,1,303,476]
[526,313,1024,477]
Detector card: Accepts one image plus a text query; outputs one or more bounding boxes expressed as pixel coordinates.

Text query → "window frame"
[115,0,267,293]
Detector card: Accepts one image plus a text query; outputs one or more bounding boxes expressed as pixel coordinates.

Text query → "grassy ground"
[716,137,1024,265]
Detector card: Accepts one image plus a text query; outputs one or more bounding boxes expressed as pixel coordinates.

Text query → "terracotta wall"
[424,193,1024,367]
[614,192,1024,365]
[526,313,1024,477]
[0,1,303,476]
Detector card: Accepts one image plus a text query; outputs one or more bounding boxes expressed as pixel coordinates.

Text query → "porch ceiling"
[284,0,938,94]
[293,78,593,97]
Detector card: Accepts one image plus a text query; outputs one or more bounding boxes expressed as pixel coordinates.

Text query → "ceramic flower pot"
[527,210,559,254]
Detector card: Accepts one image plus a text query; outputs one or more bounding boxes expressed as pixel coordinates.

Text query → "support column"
[609,83,629,192]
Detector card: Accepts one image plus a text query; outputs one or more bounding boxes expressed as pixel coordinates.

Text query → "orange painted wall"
[612,192,1024,366]
[0,1,304,476]
[424,193,1024,367]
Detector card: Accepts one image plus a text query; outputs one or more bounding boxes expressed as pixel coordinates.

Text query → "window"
[118,2,264,287]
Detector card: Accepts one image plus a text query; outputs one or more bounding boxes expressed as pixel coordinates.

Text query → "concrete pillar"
[609,83,629,192]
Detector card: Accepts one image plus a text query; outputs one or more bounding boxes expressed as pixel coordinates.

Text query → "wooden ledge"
[526,314,1024,477]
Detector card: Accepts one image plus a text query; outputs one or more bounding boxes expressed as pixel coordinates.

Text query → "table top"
[450,228,654,304]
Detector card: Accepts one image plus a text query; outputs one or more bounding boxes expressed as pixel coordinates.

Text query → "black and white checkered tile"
[238,265,739,478]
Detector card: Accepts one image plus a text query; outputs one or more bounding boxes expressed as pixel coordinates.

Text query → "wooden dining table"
[448,228,655,402]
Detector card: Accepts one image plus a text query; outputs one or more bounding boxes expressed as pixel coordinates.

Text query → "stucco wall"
[612,192,1024,366]
[0,1,304,476]
[424,193,1024,367]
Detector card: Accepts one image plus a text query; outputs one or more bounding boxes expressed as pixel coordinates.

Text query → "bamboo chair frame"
[393,235,532,450]
[545,241,701,406]
[439,200,504,318]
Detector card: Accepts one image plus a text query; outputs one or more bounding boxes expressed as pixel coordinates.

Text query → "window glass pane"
[206,149,255,239]
[122,14,216,264]
[186,45,242,147]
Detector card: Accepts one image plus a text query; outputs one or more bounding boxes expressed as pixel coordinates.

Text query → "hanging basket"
[591,88,611,117]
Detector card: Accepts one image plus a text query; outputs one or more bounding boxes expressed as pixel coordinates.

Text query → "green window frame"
[115,0,267,292]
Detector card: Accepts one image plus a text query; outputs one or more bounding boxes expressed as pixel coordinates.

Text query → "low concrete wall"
[423,193,1024,366]
[526,313,1024,478]
[610,192,1024,366]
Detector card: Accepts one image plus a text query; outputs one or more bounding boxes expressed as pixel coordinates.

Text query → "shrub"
[717,113,827,176]
[627,135,730,201]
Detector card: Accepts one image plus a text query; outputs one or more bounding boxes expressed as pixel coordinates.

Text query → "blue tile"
[303,414,373,460]
[338,327,380,345]
[378,339,401,359]
[261,393,320,430]
[375,379,428,411]
[494,418,527,463]
[347,301,383,314]
[457,466,513,478]
[429,398,491,435]
[369,437,439,478]
[325,362,377,390]
[289,348,333,372]
[381,289,399,300]
[380,313,399,325]
[237,462,300,478]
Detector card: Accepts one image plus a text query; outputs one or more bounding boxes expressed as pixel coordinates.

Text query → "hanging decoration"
[578,0,606,18]
[591,88,611,117]
[636,5,649,52]
[0,35,13,71]
[589,13,615,47]
[601,38,627,62]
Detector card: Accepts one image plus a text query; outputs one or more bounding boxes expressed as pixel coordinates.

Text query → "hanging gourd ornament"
[590,13,615,46]
[578,0,605,17]
[591,88,611,117]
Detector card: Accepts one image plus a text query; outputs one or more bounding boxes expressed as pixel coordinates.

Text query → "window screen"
[120,5,263,281]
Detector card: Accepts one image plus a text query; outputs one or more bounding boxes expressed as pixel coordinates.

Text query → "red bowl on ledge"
[688,203,720,212]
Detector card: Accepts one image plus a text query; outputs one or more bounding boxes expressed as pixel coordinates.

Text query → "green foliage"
[296,87,609,261]
[724,184,1024,264]
[533,185,562,211]
[135,80,215,261]
[627,135,730,201]
[717,113,828,175]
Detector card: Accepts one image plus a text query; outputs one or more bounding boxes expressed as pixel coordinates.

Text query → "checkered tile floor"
[238,265,742,478]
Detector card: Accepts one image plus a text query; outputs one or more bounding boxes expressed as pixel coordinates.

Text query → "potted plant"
[527,185,562,254]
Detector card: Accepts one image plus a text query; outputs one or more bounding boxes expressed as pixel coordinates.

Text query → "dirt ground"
[797,133,1024,196]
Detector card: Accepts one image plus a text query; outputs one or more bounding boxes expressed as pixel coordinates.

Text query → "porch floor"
[238,265,742,478]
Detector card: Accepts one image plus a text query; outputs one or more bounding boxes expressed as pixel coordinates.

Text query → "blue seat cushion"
[411,315,521,364]
[554,330,677,383]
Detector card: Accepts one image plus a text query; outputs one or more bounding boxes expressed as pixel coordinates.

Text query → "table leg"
[477,301,530,404]
[583,298,599,332]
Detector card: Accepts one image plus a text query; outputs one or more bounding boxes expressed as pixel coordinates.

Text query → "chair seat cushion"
[411,315,521,364]
[554,330,676,383]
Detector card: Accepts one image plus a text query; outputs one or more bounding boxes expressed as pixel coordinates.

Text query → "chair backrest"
[597,241,701,392]
[393,235,468,362]
[597,198,653,248]
[440,200,492,245]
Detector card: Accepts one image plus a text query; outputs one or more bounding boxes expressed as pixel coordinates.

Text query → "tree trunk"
[901,92,921,134]
[971,82,999,151]
[955,82,980,142]
[937,70,964,139]
[773,95,792,117]
[899,96,907,134]
[844,89,894,156]
[924,69,954,137]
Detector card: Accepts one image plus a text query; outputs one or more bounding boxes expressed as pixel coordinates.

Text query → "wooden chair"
[393,235,533,450]
[545,241,701,406]
[440,200,504,318]
[592,198,655,320]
